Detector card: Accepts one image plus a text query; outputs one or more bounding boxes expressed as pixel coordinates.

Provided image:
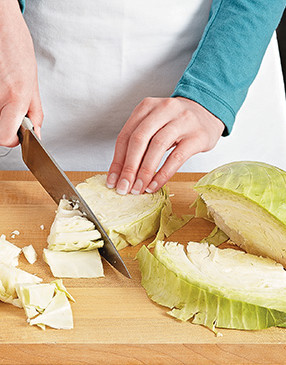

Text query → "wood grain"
[0,171,285,365]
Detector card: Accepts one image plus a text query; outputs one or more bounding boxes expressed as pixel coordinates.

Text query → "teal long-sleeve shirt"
[172,0,286,135]
[19,0,285,135]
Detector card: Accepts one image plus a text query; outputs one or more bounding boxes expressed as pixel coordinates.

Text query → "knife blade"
[18,117,131,278]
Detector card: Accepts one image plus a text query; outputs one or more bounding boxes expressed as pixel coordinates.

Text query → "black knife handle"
[17,117,34,144]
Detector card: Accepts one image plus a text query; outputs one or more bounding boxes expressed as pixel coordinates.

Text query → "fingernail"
[116,178,129,195]
[106,173,118,188]
[131,179,143,195]
[145,181,158,193]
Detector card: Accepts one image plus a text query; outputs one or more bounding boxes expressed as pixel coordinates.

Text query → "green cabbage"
[76,174,192,250]
[137,241,286,333]
[194,161,286,266]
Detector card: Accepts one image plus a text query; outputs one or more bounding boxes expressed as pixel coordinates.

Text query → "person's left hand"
[107,96,225,195]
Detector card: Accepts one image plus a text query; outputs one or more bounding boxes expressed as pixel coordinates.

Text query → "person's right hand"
[0,0,43,147]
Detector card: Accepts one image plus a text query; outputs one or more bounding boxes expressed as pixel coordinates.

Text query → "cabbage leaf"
[137,241,286,333]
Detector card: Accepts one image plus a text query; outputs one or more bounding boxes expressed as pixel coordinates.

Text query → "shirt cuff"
[18,0,25,12]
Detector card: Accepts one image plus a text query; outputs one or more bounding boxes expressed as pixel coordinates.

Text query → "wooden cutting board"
[0,171,286,365]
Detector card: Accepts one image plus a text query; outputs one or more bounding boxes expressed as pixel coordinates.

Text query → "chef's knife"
[18,117,131,278]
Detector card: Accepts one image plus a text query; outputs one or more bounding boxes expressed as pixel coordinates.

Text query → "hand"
[0,0,43,147]
[107,96,224,194]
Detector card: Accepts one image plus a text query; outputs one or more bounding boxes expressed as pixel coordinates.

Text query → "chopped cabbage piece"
[43,249,104,278]
[52,279,75,302]
[16,283,56,318]
[0,234,21,266]
[22,244,37,264]
[16,279,74,329]
[0,263,42,307]
[28,291,73,330]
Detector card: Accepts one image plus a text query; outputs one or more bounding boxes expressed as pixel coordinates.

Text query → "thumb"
[27,78,43,139]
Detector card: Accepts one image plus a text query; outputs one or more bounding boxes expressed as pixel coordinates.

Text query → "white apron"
[1,0,286,172]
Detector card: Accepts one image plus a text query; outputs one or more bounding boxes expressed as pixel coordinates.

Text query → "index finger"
[107,98,161,189]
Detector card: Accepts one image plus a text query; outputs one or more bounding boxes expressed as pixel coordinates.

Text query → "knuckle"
[165,123,178,136]
[6,80,27,103]
[122,165,137,175]
[156,169,170,181]
[117,131,130,145]
[170,150,186,164]
[130,131,146,146]
[140,97,154,107]
[137,97,155,113]
[151,135,167,149]
[163,98,176,108]
[139,166,153,177]
[180,109,194,120]
[7,88,22,103]
[110,161,124,170]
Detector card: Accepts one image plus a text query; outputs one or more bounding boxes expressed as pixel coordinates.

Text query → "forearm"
[172,0,286,135]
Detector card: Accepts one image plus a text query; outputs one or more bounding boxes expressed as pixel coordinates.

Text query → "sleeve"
[18,0,25,12]
[171,0,286,136]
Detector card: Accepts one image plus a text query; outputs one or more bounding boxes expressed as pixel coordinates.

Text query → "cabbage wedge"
[194,161,286,266]
[137,241,286,333]
[76,174,192,250]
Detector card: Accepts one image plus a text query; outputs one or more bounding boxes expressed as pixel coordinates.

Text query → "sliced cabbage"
[137,241,286,332]
[16,282,56,318]
[0,234,21,266]
[53,278,75,302]
[16,279,74,330]
[76,174,192,250]
[194,161,286,266]
[0,263,42,307]
[47,199,104,251]
[43,249,104,278]
[28,291,73,330]
[22,244,37,264]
